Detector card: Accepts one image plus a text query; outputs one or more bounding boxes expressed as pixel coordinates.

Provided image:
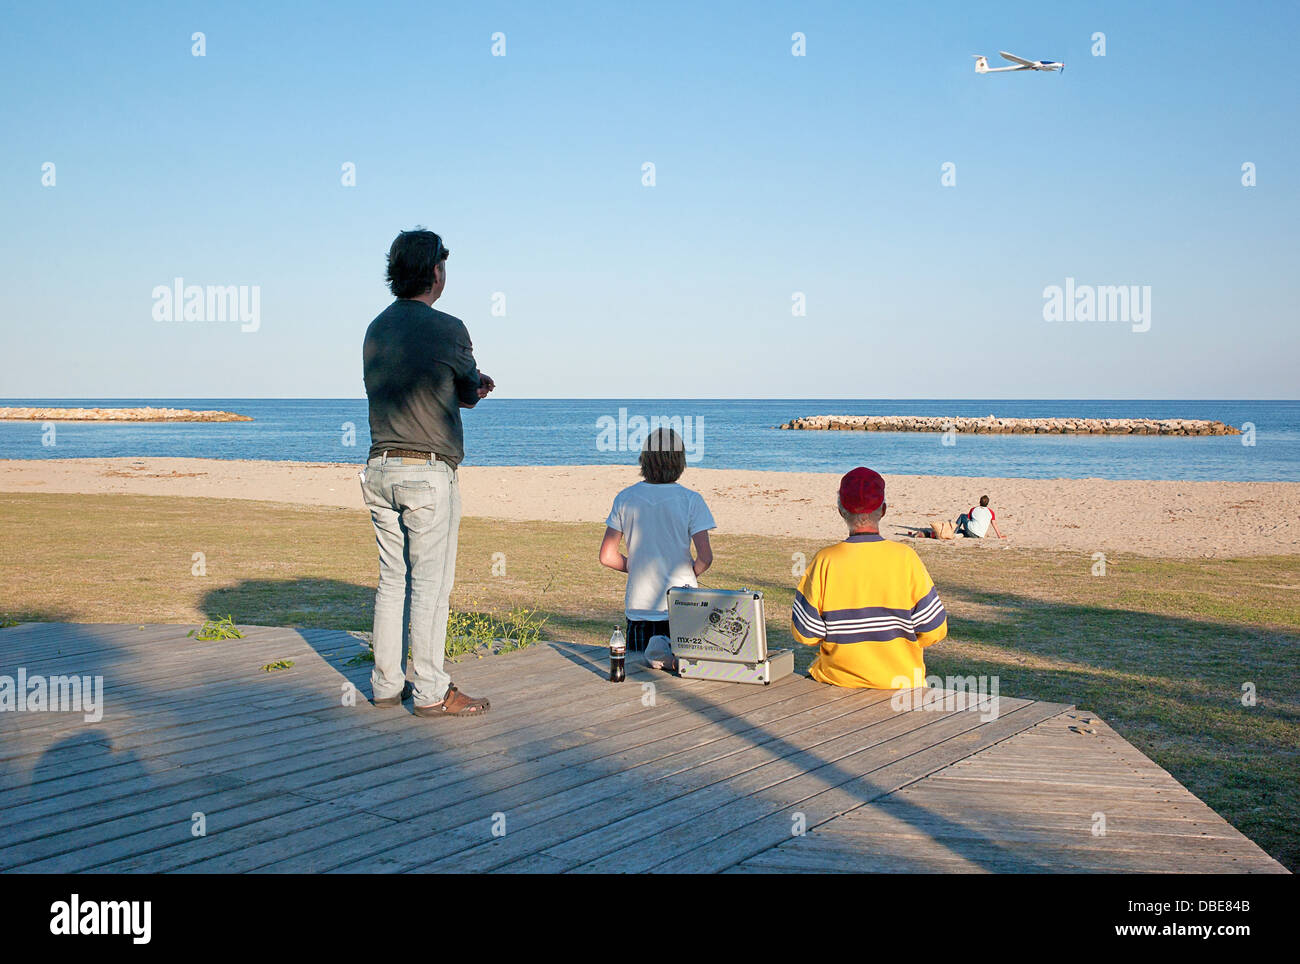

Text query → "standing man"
[361,227,494,718]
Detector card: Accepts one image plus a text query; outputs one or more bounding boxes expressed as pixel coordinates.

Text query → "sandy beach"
[2,457,1297,558]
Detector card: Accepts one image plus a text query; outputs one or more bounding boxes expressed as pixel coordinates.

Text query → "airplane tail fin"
[973,55,989,74]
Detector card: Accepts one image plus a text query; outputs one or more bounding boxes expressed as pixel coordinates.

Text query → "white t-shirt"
[967,505,993,538]
[605,481,716,620]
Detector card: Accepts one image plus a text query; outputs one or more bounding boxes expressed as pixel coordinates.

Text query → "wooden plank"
[210,685,1003,878]
[0,622,527,735]
[521,691,1000,872]
[254,683,887,872]
[0,770,280,870]
[638,700,1071,874]
[740,846,1047,874]
[735,708,1289,875]
[175,810,397,874]
[0,625,1286,875]
[0,634,603,821]
[0,629,345,745]
[835,803,1243,838]
[0,622,189,657]
[7,790,327,873]
[0,652,626,873]
[90,800,392,874]
[812,820,1271,856]
[0,626,314,684]
[745,833,1287,874]
[101,685,785,878]
[350,689,902,873]
[187,663,742,804]
[0,641,614,802]
[898,783,1194,808]
[319,673,829,815]
[27,649,758,871]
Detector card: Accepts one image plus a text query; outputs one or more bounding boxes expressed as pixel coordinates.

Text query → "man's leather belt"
[383,449,454,464]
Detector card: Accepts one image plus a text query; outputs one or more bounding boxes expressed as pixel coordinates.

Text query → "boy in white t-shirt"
[956,495,1003,539]
[599,427,716,651]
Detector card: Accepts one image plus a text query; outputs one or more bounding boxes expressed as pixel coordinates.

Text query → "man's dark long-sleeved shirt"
[363,300,480,464]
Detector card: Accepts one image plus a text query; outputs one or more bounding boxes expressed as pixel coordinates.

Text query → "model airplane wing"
[999,51,1037,67]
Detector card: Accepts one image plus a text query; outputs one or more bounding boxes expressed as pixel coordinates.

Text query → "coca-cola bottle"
[609,628,627,682]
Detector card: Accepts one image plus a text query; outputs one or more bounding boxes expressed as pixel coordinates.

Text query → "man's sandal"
[413,683,491,718]
[372,680,414,707]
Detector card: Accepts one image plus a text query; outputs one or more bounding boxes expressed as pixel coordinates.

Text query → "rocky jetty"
[0,406,253,422]
[778,414,1240,436]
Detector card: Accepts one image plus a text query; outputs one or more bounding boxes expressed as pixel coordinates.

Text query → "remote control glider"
[974,51,1064,73]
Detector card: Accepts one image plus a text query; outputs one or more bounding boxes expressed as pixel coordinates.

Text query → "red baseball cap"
[839,467,885,514]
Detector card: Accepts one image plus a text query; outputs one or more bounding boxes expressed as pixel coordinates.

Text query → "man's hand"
[476,372,496,399]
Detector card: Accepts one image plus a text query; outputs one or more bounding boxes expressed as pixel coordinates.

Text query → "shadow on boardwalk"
[0,574,1288,872]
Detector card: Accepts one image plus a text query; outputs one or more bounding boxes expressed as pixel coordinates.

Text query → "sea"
[1,399,1297,482]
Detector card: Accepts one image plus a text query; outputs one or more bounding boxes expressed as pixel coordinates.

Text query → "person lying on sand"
[955,494,1004,539]
[790,467,948,688]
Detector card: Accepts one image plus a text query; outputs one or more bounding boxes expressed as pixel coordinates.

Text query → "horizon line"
[3,396,1298,404]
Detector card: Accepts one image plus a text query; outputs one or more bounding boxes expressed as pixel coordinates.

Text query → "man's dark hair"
[640,428,686,484]
[386,228,449,299]
[979,495,990,507]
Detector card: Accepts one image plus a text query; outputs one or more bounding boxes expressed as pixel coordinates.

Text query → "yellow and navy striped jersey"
[791,532,948,689]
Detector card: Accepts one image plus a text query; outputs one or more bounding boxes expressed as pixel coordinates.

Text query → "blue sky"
[1,0,1296,399]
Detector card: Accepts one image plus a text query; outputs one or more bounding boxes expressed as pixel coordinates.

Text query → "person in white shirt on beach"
[599,427,716,652]
[956,494,1004,539]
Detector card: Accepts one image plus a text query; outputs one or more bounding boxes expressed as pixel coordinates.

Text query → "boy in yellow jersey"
[792,467,948,688]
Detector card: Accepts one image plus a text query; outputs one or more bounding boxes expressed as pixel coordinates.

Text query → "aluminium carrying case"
[665,586,794,685]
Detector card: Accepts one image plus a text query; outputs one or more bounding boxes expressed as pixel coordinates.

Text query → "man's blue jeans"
[360,454,461,705]
[955,513,981,538]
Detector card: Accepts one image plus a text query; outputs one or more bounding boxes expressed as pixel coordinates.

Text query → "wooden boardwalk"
[0,623,1286,874]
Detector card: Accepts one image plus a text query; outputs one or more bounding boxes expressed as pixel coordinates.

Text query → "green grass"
[187,614,244,640]
[1,490,1296,871]
[346,605,550,664]
[446,605,550,659]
